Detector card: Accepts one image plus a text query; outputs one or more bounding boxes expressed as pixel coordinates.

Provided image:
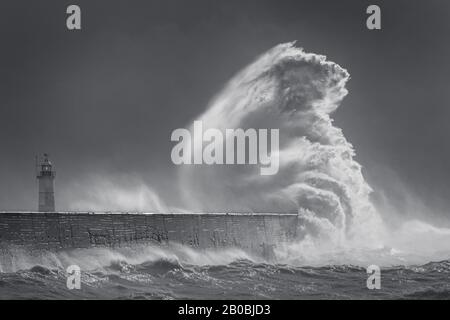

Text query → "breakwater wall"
[0,212,302,258]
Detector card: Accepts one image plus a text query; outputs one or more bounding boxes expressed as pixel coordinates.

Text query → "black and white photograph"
[0,0,450,303]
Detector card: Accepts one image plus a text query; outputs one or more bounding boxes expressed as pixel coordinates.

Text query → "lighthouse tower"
[37,153,56,212]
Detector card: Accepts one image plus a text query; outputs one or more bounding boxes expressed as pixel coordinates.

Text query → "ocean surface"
[0,245,449,300]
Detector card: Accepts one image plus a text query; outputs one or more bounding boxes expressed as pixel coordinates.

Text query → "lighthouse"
[37,153,56,212]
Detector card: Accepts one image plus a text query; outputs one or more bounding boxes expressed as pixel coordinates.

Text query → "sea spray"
[0,244,256,274]
[55,42,450,267]
[2,243,450,299]
[179,42,383,249]
[177,42,450,264]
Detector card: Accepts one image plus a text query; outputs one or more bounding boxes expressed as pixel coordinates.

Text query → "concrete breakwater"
[0,212,302,258]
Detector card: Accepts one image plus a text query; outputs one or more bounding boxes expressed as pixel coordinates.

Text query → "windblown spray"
[179,42,383,251]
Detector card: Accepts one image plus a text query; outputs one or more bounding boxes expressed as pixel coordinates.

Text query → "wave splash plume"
[178,42,450,265]
[181,42,381,254]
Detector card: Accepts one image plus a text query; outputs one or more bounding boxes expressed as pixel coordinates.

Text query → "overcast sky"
[0,0,449,223]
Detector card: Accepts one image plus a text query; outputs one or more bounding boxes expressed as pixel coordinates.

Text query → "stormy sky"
[0,0,449,224]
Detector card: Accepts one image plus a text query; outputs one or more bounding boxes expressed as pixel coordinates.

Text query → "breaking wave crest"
[180,42,382,249]
[1,244,450,299]
[178,42,450,264]
[0,244,255,274]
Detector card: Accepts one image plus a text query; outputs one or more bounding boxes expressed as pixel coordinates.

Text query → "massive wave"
[179,42,382,248]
